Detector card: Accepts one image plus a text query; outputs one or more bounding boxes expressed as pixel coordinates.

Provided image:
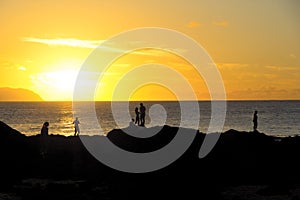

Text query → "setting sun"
[29,59,82,101]
[35,70,77,90]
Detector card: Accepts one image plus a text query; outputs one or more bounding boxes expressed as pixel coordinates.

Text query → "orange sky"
[1,0,300,101]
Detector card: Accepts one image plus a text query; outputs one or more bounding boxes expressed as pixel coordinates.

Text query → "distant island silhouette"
[1,121,300,199]
[0,87,43,101]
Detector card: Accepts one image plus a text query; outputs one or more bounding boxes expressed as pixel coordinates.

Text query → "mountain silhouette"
[0,87,43,101]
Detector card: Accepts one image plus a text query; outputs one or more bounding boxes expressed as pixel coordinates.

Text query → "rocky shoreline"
[0,121,300,200]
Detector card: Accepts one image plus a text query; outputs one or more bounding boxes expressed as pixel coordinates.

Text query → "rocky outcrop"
[0,121,299,200]
[0,88,43,101]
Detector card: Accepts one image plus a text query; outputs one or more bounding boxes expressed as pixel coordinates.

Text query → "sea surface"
[0,101,299,137]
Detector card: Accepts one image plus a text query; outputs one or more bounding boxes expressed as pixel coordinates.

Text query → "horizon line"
[0,99,300,103]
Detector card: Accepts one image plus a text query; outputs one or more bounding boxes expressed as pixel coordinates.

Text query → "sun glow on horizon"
[29,59,83,101]
[31,70,78,101]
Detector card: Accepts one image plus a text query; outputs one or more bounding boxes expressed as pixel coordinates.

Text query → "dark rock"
[0,121,299,199]
[257,185,291,196]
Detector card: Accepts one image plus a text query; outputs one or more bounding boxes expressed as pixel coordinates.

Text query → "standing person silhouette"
[139,103,146,127]
[41,121,49,136]
[135,107,140,125]
[73,117,80,136]
[40,121,49,157]
[253,110,258,132]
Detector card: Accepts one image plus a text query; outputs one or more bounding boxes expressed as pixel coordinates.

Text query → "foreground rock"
[0,121,300,200]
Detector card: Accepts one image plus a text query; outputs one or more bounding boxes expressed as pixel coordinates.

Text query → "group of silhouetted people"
[41,108,258,138]
[40,117,80,137]
[134,103,146,127]
[41,107,258,137]
[39,106,258,157]
[39,118,80,157]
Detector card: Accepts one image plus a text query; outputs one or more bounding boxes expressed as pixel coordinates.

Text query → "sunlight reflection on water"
[0,101,299,137]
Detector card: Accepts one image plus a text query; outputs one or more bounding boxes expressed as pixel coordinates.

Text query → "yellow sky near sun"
[94,49,209,101]
[0,0,300,101]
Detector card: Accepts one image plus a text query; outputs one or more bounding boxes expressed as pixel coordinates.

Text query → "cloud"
[21,37,105,48]
[1,61,11,66]
[228,87,300,100]
[212,20,229,27]
[187,21,201,28]
[217,63,249,69]
[21,37,187,58]
[18,66,27,71]
[21,37,156,56]
[264,65,298,71]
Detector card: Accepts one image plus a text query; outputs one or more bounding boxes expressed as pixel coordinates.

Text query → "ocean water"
[0,101,299,137]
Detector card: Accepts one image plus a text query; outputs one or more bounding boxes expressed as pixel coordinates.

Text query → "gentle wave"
[0,101,299,137]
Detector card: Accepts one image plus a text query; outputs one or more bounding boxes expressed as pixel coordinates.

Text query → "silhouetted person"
[73,117,80,136]
[41,121,49,136]
[253,110,258,131]
[40,121,49,157]
[135,107,140,125]
[139,103,146,126]
[129,118,135,128]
